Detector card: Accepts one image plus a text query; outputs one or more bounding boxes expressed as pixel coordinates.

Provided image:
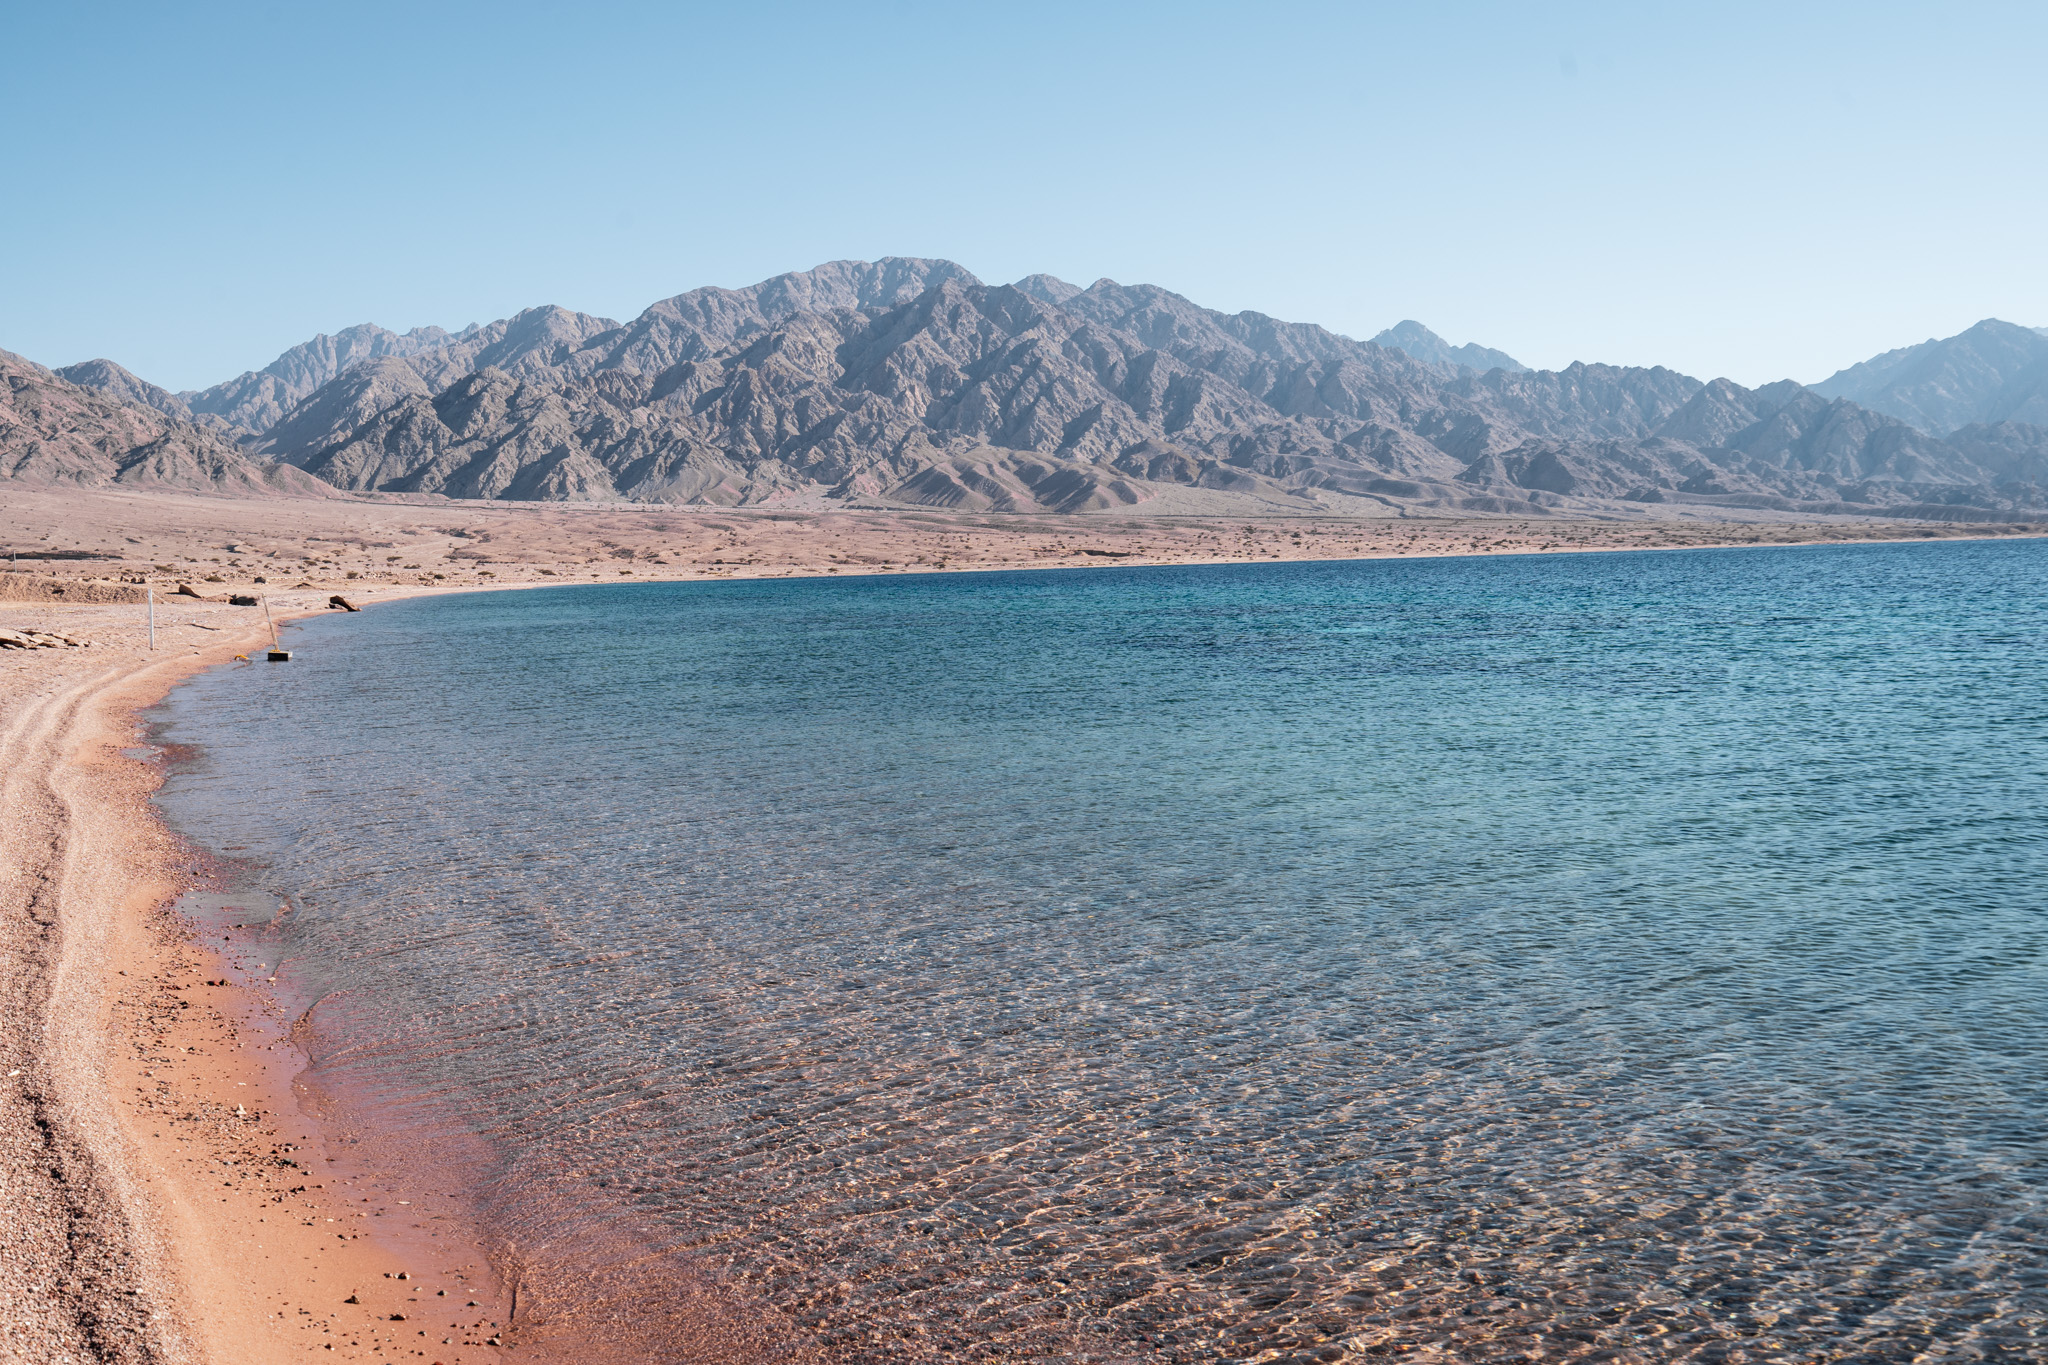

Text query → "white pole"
[148,586,155,652]
[263,595,278,649]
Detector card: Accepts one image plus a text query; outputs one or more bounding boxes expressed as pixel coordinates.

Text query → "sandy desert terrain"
[7,486,2042,603]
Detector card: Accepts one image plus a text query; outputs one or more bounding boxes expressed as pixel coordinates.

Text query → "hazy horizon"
[6,1,2044,391]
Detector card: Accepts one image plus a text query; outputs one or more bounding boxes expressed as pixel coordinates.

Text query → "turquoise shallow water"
[152,541,2048,1362]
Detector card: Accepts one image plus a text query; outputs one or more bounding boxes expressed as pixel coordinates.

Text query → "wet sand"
[4,488,2044,1364]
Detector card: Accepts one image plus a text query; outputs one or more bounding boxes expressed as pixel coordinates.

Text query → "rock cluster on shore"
[0,627,93,648]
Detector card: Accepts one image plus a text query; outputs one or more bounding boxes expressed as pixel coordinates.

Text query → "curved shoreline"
[1,588,516,1364]
[6,518,2046,1363]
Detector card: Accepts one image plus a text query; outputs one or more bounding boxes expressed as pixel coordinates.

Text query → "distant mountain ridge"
[54,358,196,423]
[1811,319,2048,435]
[1370,321,1526,374]
[23,261,2048,516]
[179,322,480,435]
[3,349,328,495]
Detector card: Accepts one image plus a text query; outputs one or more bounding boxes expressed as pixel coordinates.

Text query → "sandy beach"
[4,489,2044,1364]
[0,584,529,1365]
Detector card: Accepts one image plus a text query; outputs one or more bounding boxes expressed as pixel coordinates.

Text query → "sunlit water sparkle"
[152,541,2048,1362]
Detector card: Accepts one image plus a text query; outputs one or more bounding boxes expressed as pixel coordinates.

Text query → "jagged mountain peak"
[1,349,329,495]
[25,262,2046,518]
[1011,274,1084,306]
[1653,377,1784,448]
[251,355,435,461]
[177,320,476,434]
[1371,320,1526,374]
[1811,317,2048,435]
[490,305,621,356]
[54,357,193,422]
[236,321,469,391]
[651,258,980,320]
[574,259,979,380]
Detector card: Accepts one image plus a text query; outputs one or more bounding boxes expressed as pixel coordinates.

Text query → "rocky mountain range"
[179,322,478,435]
[1811,318,2048,436]
[1370,321,1526,374]
[16,259,2048,515]
[4,349,327,496]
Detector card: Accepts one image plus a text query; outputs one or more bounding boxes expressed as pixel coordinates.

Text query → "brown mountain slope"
[1,350,329,496]
[53,358,199,424]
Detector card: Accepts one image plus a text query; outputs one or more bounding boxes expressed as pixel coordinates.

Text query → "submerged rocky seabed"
[155,541,2048,1362]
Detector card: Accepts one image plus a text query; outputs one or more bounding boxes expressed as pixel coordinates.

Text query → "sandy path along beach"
[2,644,176,1364]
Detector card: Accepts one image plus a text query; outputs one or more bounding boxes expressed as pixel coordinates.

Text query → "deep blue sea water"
[151,541,2048,1362]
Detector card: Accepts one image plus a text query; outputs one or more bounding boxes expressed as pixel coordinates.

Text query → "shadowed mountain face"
[1811,319,2048,436]
[38,261,2048,515]
[1945,421,2048,485]
[2,350,329,495]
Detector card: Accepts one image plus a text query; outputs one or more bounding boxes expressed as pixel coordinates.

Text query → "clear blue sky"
[5,1,2043,392]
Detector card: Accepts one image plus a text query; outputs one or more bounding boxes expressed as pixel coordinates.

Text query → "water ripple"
[154,541,2048,1362]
